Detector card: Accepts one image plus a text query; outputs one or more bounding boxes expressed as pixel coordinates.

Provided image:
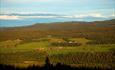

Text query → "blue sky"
[0,0,115,15]
[0,0,115,27]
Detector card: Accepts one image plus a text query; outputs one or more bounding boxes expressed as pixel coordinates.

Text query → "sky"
[0,0,114,14]
[0,0,115,27]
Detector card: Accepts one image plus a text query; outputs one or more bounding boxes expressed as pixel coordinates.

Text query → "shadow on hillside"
[0,56,112,70]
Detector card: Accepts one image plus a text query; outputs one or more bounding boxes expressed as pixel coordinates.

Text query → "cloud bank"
[0,15,20,20]
[0,12,114,20]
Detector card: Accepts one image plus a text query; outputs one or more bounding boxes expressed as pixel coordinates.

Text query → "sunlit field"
[0,37,115,68]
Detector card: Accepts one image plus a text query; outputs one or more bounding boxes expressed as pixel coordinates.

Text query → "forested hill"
[0,19,115,44]
[0,19,115,30]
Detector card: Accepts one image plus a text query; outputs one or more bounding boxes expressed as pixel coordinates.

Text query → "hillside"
[0,19,115,69]
[0,19,115,44]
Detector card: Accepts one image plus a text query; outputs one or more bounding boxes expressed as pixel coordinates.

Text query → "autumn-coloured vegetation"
[0,19,115,44]
[0,19,115,69]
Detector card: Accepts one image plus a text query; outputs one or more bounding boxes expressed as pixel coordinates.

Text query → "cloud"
[0,15,20,20]
[2,0,54,4]
[0,15,60,20]
[13,12,53,14]
[21,16,58,19]
[112,14,115,17]
[74,13,106,18]
[0,12,113,20]
[1,0,68,5]
[111,9,115,17]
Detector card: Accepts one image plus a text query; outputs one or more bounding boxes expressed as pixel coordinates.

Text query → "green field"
[0,39,115,68]
[0,38,115,54]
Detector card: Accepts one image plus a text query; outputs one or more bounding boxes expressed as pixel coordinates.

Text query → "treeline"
[51,42,81,47]
[0,64,112,70]
[0,56,113,70]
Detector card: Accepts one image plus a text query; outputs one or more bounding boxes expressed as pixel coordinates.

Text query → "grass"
[0,40,115,67]
[0,41,49,53]
[0,41,114,54]
[47,44,115,55]
[70,38,90,45]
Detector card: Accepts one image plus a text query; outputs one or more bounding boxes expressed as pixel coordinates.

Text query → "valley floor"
[0,40,115,69]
